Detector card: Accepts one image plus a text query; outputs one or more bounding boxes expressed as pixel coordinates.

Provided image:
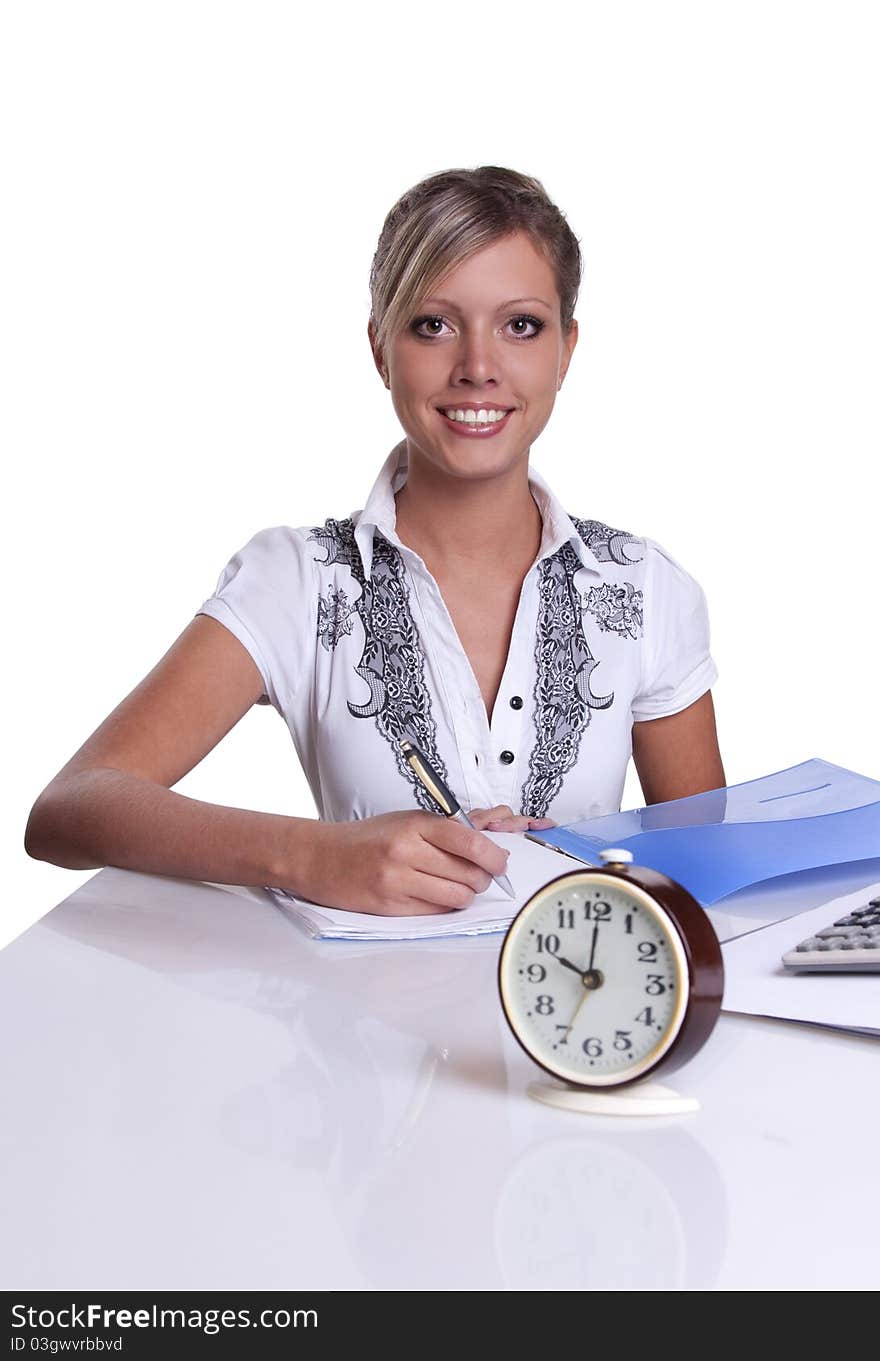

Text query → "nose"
[449,325,502,389]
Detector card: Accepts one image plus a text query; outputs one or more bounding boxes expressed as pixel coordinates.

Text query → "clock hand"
[552,931,601,985]
[568,984,595,1031]
[552,954,587,979]
[568,926,604,1029]
[587,924,599,973]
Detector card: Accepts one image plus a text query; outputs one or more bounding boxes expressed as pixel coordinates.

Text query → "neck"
[393,445,544,574]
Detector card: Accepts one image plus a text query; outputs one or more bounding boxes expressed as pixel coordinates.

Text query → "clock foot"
[527,1080,700,1117]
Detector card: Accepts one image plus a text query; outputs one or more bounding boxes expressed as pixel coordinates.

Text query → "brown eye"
[410,315,450,337]
[509,314,545,339]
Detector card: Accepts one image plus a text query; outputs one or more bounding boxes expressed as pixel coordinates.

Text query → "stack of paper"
[264,832,579,941]
[720,879,880,1036]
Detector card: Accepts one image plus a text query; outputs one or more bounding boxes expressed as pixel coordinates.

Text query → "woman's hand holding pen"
[297,811,514,917]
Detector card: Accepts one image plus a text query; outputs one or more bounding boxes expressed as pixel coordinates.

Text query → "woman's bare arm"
[24,615,318,889]
[631,690,725,805]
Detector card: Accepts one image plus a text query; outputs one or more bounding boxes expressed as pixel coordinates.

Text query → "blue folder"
[526,758,880,905]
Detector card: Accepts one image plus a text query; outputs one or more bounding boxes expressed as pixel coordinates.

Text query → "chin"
[407,432,531,480]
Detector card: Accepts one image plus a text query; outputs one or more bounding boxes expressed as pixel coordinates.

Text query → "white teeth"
[441,408,510,424]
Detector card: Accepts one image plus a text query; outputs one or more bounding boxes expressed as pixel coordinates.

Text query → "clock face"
[499,872,690,1087]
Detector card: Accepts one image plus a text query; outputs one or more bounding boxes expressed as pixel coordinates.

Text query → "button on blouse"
[196,440,719,825]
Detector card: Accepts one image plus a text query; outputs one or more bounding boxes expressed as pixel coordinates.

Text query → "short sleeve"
[630,538,719,721]
[195,526,316,715]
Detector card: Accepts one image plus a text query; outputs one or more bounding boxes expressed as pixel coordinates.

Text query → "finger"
[383,894,462,917]
[485,815,532,832]
[466,804,515,830]
[405,867,480,912]
[421,817,511,879]
[528,817,557,829]
[412,842,495,897]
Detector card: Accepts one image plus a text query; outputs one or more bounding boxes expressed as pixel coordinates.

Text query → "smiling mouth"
[436,407,515,436]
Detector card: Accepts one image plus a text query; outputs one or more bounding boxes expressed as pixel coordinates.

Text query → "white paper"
[720,880,880,1035]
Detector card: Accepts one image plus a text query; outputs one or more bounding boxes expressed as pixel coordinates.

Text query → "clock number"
[582,1037,603,1058]
[534,994,555,1015]
[584,899,612,922]
[527,963,547,984]
[637,941,658,963]
[645,974,666,996]
[555,1025,572,1045]
[614,1030,633,1051]
[635,1007,654,1026]
[535,933,560,955]
[624,913,633,935]
[557,907,575,929]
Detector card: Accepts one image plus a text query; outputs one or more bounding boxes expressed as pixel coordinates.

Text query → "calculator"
[782,896,880,972]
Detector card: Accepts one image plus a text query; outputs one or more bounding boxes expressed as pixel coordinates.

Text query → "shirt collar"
[352,439,603,581]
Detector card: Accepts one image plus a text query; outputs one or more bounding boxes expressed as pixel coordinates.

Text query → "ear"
[558,317,579,389]
[368,318,388,385]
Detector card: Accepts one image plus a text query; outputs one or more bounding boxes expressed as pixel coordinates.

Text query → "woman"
[25,166,725,916]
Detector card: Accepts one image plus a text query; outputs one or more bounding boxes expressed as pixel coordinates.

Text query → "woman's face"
[373,230,578,483]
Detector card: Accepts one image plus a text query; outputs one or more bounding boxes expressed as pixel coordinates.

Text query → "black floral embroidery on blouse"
[317,586,356,651]
[518,520,645,819]
[571,517,645,567]
[582,581,644,640]
[307,517,451,812]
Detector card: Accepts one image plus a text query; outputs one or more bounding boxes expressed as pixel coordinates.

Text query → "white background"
[3,1,877,949]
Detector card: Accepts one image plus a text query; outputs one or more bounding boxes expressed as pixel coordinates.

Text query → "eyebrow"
[419,296,554,312]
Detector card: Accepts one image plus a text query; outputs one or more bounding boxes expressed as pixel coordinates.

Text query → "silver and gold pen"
[399,739,516,899]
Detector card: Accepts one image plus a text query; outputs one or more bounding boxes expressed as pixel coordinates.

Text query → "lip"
[436,407,514,438]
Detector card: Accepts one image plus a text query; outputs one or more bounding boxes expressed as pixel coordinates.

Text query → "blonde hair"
[369,165,583,366]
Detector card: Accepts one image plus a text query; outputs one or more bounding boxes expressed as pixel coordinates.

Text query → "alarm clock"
[497,849,724,1115]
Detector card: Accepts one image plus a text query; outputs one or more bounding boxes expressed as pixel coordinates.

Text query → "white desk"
[1,866,878,1291]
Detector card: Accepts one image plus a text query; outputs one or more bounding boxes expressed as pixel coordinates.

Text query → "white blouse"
[196,440,719,825]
